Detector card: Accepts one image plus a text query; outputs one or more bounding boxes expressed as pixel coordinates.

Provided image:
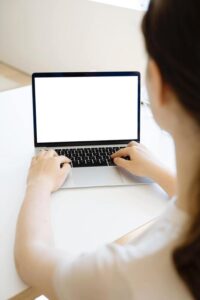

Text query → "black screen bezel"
[32,71,141,147]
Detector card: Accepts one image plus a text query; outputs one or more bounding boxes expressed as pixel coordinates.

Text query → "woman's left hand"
[27,149,71,192]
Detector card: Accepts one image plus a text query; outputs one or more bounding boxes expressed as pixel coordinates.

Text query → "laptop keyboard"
[55,146,130,168]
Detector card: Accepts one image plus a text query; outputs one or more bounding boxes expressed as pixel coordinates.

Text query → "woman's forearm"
[14,150,71,297]
[15,182,53,283]
[15,183,53,247]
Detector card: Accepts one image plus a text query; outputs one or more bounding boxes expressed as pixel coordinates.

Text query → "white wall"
[0,0,147,79]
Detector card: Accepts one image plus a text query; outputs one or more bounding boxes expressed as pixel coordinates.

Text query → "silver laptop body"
[32,71,150,188]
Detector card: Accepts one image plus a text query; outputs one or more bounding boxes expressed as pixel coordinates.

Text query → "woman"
[15,0,200,299]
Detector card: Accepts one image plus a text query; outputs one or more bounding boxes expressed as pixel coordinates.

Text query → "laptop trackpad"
[62,166,124,188]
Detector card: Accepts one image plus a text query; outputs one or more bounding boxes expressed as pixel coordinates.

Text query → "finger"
[59,163,71,184]
[111,147,131,159]
[61,162,71,175]
[128,141,139,147]
[44,149,58,158]
[31,156,37,165]
[113,157,131,170]
[56,155,71,164]
[37,149,47,158]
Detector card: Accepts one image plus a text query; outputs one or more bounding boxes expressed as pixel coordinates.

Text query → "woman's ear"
[146,58,185,134]
[147,58,164,108]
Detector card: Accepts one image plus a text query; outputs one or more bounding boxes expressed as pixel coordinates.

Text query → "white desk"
[0,86,175,299]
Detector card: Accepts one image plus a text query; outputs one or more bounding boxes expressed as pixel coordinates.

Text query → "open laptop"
[32,71,150,188]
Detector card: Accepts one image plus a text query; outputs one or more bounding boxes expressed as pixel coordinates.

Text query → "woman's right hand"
[111,141,162,178]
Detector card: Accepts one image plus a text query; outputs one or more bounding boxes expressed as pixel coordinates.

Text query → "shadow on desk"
[9,287,40,300]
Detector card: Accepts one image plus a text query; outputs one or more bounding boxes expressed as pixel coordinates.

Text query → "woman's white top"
[53,199,193,300]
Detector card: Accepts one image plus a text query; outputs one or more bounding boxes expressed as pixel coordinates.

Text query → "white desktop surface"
[0,86,175,299]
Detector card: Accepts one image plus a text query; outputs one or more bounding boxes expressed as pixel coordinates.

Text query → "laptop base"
[61,166,152,189]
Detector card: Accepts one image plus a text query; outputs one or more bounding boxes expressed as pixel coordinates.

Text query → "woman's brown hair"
[142,0,200,299]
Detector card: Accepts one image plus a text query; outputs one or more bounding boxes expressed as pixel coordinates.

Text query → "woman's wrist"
[148,164,177,197]
[26,178,53,194]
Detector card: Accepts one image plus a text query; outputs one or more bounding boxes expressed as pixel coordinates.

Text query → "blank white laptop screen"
[34,75,139,143]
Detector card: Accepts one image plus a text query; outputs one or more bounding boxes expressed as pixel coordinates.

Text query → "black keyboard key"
[55,149,60,155]
[107,158,115,166]
[124,156,130,160]
[95,160,107,166]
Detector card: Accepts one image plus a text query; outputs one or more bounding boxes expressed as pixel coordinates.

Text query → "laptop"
[32,71,150,188]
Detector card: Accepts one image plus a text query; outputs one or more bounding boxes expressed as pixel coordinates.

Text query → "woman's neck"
[174,130,200,215]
